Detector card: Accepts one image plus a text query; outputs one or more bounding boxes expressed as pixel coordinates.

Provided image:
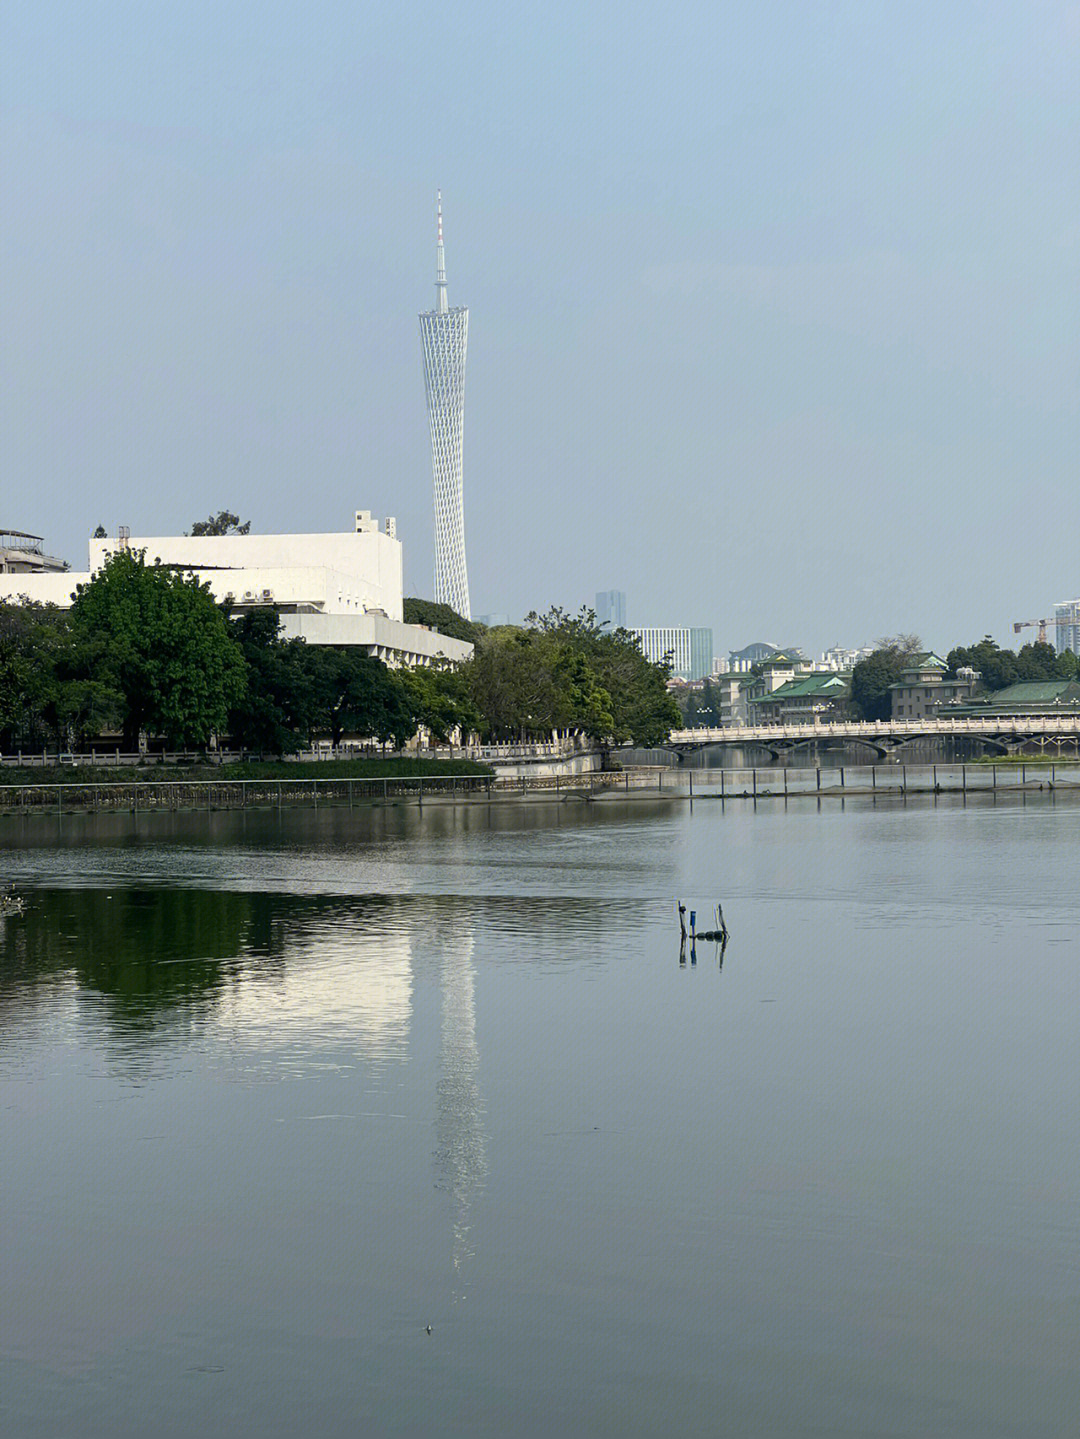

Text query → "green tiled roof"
[949,679,1080,715]
[748,673,850,704]
[982,680,1080,705]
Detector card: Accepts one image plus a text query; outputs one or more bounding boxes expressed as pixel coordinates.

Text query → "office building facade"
[595,590,627,629]
[632,627,713,681]
[1055,600,1080,655]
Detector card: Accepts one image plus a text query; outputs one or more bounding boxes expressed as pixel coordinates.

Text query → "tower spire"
[435,189,448,314]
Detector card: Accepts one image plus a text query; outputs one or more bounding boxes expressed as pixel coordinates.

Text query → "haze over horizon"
[2,2,1077,656]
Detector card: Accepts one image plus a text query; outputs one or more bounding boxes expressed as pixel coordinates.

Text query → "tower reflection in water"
[433,921,487,1294]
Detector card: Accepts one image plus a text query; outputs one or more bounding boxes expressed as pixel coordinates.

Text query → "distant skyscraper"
[595,590,627,628]
[1055,600,1080,655]
[632,627,714,681]
[419,192,471,619]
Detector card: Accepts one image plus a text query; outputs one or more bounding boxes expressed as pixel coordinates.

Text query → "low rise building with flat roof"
[0,531,69,575]
[0,514,471,668]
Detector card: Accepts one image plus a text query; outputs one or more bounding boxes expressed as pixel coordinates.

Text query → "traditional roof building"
[890,653,977,720]
[747,672,851,725]
[951,680,1080,716]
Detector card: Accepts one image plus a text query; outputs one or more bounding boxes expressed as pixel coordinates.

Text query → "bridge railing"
[670,715,1080,745]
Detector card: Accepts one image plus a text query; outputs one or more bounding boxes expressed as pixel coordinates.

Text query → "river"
[2,794,1078,1438]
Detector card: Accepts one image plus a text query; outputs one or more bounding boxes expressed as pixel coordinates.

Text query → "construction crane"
[1013,618,1052,645]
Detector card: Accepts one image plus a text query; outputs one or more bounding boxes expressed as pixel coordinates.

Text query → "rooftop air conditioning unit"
[261,589,273,601]
[242,591,255,601]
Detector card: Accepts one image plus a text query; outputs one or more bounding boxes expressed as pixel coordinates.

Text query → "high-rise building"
[1055,600,1080,655]
[595,590,627,629]
[631,627,713,681]
[419,192,471,620]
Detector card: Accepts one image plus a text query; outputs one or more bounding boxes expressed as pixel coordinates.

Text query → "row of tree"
[0,551,679,753]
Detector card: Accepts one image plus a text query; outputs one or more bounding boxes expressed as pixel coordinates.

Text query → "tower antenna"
[436,189,448,314]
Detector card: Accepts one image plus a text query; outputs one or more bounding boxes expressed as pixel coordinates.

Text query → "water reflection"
[434,923,487,1295]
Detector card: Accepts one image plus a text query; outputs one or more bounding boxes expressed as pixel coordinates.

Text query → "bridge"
[667,715,1080,761]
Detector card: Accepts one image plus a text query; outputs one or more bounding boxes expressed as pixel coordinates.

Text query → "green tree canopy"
[402,597,483,645]
[399,662,481,745]
[189,510,251,536]
[69,550,246,748]
[225,607,311,754]
[849,636,923,720]
[458,606,678,745]
[301,648,420,749]
[0,602,120,750]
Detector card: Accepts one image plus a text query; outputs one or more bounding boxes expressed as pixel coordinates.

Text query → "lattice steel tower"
[419,192,471,619]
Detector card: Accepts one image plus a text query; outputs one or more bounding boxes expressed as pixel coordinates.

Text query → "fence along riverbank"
[2,762,1080,816]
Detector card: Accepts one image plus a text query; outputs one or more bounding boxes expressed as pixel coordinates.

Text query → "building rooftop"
[748,672,850,703]
[948,680,1080,714]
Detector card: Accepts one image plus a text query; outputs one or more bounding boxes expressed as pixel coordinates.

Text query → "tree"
[850,638,924,721]
[301,648,420,749]
[947,637,1017,691]
[0,602,119,750]
[459,606,679,745]
[225,607,311,754]
[400,662,481,745]
[92,525,107,539]
[69,550,246,748]
[402,597,483,645]
[189,510,251,536]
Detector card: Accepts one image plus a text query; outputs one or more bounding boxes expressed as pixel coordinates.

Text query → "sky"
[1,1,1077,657]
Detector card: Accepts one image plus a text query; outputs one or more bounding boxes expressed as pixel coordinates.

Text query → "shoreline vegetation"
[1,562,680,757]
[0,756,494,787]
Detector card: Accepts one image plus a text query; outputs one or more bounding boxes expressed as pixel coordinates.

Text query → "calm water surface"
[2,794,1078,1438]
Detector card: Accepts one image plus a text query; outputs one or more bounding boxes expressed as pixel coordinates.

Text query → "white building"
[818,644,874,672]
[1055,600,1080,655]
[0,513,472,668]
[1,530,69,575]
[632,627,713,681]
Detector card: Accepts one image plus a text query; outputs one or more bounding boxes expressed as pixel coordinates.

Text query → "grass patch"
[966,754,1069,766]
[0,756,493,787]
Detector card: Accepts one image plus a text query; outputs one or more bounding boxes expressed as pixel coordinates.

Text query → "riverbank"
[2,760,1079,817]
[0,755,493,787]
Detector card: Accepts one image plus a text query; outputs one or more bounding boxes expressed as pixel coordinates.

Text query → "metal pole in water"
[752,768,757,799]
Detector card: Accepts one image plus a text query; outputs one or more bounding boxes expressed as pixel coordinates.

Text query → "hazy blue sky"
[2,2,1077,654]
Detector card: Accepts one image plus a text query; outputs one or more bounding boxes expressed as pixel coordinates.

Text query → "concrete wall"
[90,529,403,620]
[278,611,472,666]
[0,571,87,606]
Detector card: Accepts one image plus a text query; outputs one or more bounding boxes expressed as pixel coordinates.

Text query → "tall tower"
[419,191,471,619]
